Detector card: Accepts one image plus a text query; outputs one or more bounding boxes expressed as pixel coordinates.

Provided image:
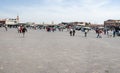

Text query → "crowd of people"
[0,24,120,38]
[68,26,119,38]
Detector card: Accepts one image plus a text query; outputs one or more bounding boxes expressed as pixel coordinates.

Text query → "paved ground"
[0,28,120,73]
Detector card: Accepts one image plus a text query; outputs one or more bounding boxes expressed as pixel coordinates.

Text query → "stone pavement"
[0,28,120,73]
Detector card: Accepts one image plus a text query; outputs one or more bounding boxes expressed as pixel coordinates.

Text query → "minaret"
[16,15,19,23]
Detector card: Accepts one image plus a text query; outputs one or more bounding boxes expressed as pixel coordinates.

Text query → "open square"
[0,28,120,73]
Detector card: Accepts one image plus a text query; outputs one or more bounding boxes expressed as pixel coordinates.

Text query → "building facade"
[104,19,120,27]
[0,16,19,25]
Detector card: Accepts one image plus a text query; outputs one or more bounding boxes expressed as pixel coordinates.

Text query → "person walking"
[5,25,8,31]
[70,28,73,36]
[97,29,102,38]
[4,24,8,31]
[22,26,27,37]
[17,26,21,33]
[84,29,88,37]
[20,25,23,33]
[73,29,76,36]
[113,29,116,37]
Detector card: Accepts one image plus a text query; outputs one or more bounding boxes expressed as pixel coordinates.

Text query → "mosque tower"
[16,15,19,23]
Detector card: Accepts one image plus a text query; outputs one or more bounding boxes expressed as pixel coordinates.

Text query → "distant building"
[0,19,6,25]
[72,22,91,26]
[0,16,19,25]
[90,24,104,28]
[104,19,120,27]
[61,22,91,26]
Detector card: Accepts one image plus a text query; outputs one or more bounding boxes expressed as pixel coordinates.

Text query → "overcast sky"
[0,0,120,24]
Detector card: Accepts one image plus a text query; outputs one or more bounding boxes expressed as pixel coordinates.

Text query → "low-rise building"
[0,16,19,26]
[104,19,120,27]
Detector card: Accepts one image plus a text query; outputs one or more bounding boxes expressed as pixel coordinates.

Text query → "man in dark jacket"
[22,26,27,37]
[73,29,76,36]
